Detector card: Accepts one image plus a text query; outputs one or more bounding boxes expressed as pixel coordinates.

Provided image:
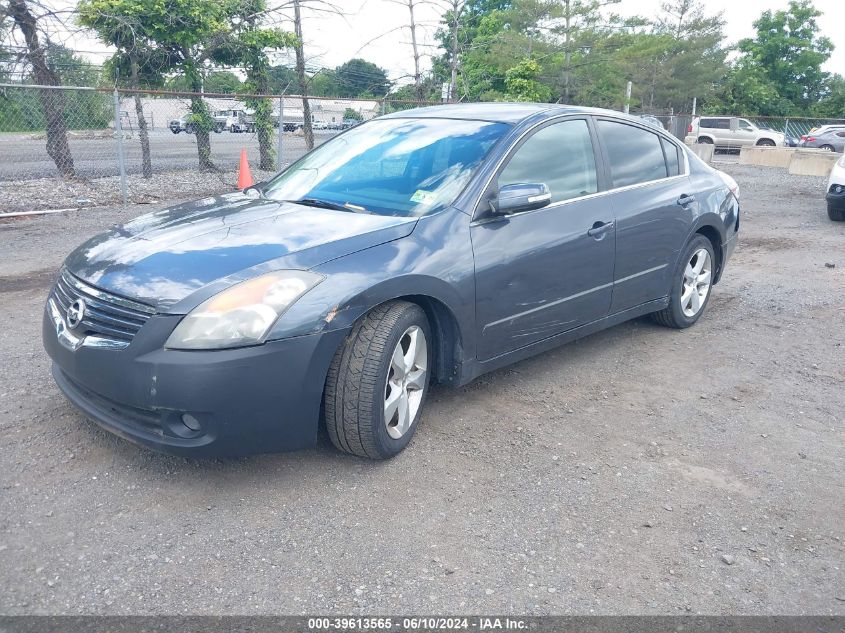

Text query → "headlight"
[165,270,323,350]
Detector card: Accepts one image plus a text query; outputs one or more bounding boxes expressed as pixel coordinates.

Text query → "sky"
[42,0,845,88]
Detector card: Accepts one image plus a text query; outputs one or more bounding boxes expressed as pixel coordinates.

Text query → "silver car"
[686,116,785,149]
[800,128,845,153]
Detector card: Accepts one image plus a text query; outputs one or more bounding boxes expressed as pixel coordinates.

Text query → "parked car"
[638,115,665,130]
[686,116,785,149]
[214,109,254,133]
[168,114,196,134]
[43,104,739,460]
[342,118,362,129]
[799,128,845,153]
[803,124,845,141]
[827,153,845,221]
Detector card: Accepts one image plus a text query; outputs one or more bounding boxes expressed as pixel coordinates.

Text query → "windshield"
[263,117,510,217]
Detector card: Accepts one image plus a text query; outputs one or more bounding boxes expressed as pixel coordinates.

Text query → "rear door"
[594,118,693,313]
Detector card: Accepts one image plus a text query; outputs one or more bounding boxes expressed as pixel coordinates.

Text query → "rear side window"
[597,120,668,188]
[498,119,598,203]
[700,118,729,129]
[661,137,681,176]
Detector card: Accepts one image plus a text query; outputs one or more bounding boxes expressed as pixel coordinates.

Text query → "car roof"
[380,102,629,124]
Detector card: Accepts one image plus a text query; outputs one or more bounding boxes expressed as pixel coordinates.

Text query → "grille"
[51,268,156,343]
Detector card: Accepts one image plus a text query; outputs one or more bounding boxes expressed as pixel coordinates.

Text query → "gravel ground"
[0,163,843,615]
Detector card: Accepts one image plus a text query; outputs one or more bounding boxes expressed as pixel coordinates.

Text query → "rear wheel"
[829,204,845,222]
[652,235,715,329]
[819,144,835,152]
[324,301,431,459]
[697,136,713,144]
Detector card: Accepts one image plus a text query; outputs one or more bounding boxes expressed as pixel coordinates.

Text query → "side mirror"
[491,183,551,216]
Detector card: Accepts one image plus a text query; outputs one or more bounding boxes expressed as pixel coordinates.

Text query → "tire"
[829,204,845,222]
[324,301,432,459]
[697,137,713,144]
[756,139,776,147]
[652,235,716,329]
[819,145,835,152]
[171,129,180,134]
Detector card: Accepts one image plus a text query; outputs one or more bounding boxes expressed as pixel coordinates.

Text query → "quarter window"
[661,137,681,176]
[598,120,668,188]
[498,119,598,204]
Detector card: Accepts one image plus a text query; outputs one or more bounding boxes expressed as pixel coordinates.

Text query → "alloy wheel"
[384,325,428,439]
[680,248,712,317]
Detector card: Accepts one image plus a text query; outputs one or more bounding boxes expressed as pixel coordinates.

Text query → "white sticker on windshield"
[410,190,437,204]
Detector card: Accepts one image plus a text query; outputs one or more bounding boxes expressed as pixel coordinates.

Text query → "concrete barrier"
[689,143,714,163]
[788,150,841,177]
[739,146,796,168]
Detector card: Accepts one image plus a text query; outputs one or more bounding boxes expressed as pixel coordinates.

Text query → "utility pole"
[563,0,572,103]
[448,0,461,103]
[293,0,314,150]
[405,0,423,101]
[624,81,632,114]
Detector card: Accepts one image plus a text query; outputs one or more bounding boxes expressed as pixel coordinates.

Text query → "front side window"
[263,118,510,217]
[739,119,754,131]
[598,120,668,188]
[498,119,598,204]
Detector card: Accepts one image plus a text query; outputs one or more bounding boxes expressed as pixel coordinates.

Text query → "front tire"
[829,204,845,222]
[756,139,776,147]
[652,235,715,329]
[324,301,431,459]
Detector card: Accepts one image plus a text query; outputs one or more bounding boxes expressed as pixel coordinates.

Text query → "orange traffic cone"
[237,148,254,189]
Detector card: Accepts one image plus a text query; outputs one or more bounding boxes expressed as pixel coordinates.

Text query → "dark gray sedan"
[800,128,845,152]
[43,104,739,459]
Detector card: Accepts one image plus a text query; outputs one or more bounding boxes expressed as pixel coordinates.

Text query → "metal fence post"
[277,94,284,170]
[113,88,128,206]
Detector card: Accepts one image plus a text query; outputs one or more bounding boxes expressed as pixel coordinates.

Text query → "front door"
[471,118,615,361]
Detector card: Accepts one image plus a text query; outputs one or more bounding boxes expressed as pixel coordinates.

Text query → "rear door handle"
[587,220,614,238]
[677,194,696,206]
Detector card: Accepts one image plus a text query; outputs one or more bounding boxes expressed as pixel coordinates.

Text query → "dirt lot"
[0,162,843,615]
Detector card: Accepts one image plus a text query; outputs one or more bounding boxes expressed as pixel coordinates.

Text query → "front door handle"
[677,194,696,206]
[587,220,614,239]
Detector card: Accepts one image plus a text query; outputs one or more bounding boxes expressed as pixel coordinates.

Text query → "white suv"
[686,117,785,149]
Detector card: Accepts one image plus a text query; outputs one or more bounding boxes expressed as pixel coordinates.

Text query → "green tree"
[77,0,161,177]
[735,0,832,112]
[210,1,294,170]
[814,75,845,117]
[503,58,551,102]
[334,59,390,98]
[78,0,234,171]
[204,71,242,93]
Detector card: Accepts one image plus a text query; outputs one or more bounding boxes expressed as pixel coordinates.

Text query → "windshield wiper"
[287,197,368,213]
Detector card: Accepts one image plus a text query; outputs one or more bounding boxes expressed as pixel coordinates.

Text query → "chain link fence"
[3,84,843,215]
[0,83,437,214]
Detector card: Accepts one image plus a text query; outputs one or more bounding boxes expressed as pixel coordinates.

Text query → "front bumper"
[43,308,348,457]
[826,184,845,211]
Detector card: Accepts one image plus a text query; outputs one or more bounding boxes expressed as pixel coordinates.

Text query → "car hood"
[64,193,417,312]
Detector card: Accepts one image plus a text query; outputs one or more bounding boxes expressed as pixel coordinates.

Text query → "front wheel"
[652,235,715,329]
[829,204,845,222]
[756,139,776,147]
[324,301,431,459]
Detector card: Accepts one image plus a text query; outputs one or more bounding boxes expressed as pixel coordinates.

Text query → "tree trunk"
[129,53,153,178]
[185,66,214,171]
[563,0,572,103]
[449,0,459,102]
[293,0,314,151]
[255,74,275,171]
[9,0,75,178]
[407,0,423,102]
